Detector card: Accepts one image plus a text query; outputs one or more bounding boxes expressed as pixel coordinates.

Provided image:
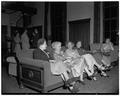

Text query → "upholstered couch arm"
[18,57,63,91]
[7,56,17,63]
[110,46,119,62]
[17,49,56,86]
[18,57,45,68]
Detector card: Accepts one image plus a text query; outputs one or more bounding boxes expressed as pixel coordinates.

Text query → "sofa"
[8,49,64,93]
[90,43,119,65]
[7,43,118,93]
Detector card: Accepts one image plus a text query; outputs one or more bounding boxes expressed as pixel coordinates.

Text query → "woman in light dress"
[50,41,70,80]
[101,38,114,67]
[21,29,30,50]
[64,41,86,81]
[65,41,105,81]
[50,41,80,92]
[14,32,21,54]
[7,32,21,64]
[76,41,106,78]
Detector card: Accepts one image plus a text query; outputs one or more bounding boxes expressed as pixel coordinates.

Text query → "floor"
[2,61,119,94]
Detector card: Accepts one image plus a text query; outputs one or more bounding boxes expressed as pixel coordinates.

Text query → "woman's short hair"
[52,41,61,49]
[76,41,81,45]
[66,41,74,48]
[37,38,46,48]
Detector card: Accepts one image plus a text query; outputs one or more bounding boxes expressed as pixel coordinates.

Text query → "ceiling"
[2,2,37,15]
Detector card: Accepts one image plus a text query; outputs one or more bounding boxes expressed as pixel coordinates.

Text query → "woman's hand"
[49,60,55,63]
[92,50,97,53]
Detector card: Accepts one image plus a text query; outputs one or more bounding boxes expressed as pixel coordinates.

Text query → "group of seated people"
[33,38,114,93]
[7,29,115,93]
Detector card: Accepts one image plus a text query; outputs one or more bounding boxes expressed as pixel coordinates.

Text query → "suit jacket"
[46,46,54,60]
[33,48,49,61]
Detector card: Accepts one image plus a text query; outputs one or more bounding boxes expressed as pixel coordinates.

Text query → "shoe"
[19,84,24,89]
[87,76,92,80]
[94,71,98,75]
[77,80,85,85]
[104,67,111,71]
[65,77,79,88]
[64,81,71,88]
[108,65,113,69]
[93,77,97,81]
[100,66,105,70]
[70,82,80,93]
[100,71,109,77]
[66,77,80,85]
[63,85,68,89]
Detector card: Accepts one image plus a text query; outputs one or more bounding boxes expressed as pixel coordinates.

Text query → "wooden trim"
[20,63,44,92]
[69,18,91,23]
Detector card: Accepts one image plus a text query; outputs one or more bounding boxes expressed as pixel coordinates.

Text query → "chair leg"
[41,89,47,93]
[19,83,24,89]
[8,74,13,78]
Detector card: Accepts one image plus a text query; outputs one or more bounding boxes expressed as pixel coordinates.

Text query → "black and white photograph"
[1,1,119,94]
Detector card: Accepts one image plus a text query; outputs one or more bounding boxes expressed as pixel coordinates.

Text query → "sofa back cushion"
[18,57,46,68]
[90,43,102,51]
[17,49,34,59]
[90,43,118,63]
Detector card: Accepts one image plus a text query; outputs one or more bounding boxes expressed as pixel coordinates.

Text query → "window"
[103,2,119,45]
[50,2,67,44]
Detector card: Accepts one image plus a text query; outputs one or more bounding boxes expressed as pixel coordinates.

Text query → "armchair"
[16,49,64,93]
[90,43,119,64]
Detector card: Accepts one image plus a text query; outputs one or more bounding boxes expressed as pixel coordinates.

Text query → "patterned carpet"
[2,61,119,94]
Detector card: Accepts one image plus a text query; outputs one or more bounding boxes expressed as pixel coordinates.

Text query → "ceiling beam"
[2,2,37,15]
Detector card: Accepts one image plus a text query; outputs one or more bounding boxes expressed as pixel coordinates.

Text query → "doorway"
[69,19,90,50]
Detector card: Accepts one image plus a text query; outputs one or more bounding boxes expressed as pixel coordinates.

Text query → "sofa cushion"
[90,43,102,51]
[90,43,119,63]
[17,49,34,59]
